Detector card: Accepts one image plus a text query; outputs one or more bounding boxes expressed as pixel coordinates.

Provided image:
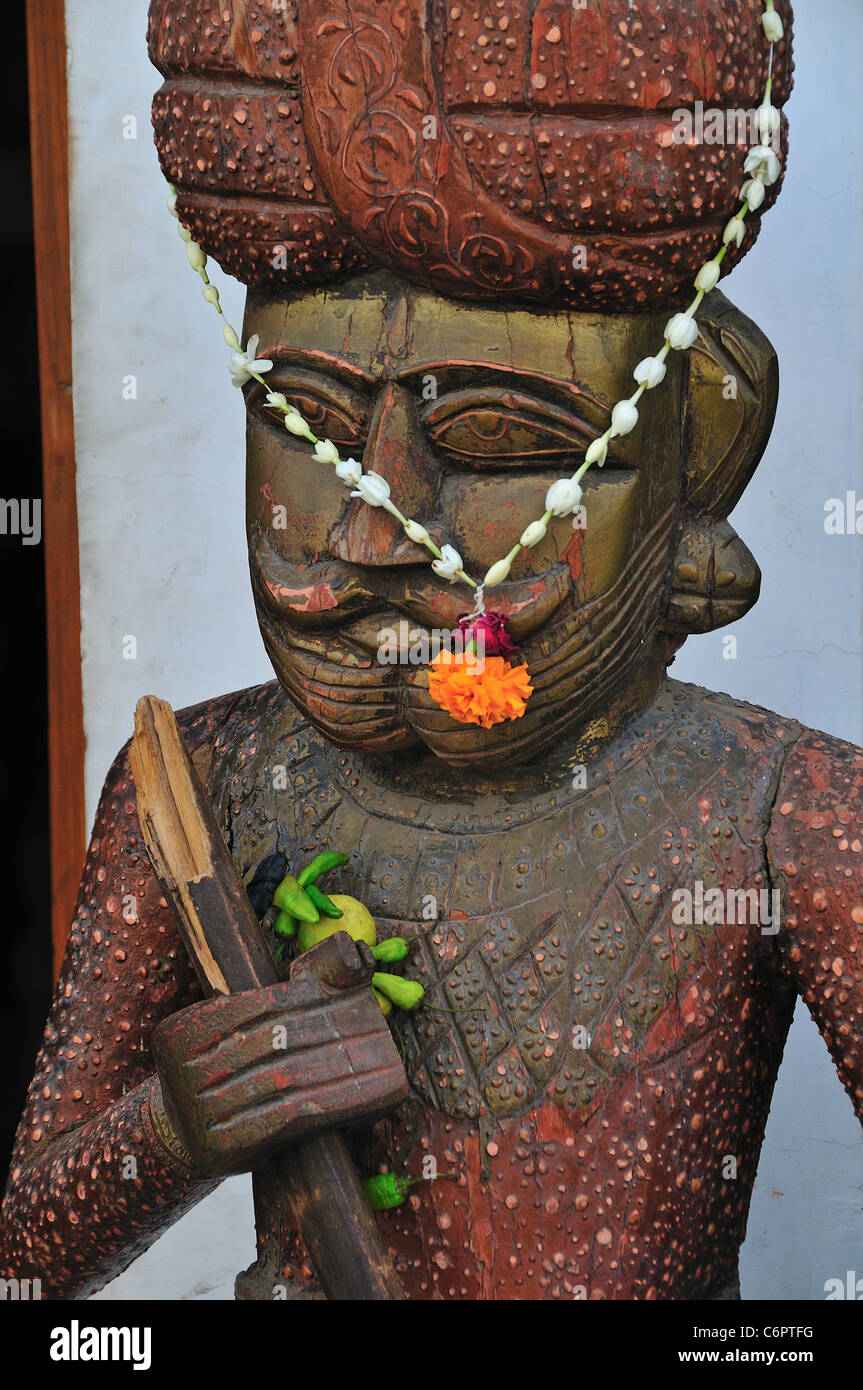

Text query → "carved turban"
[149,0,793,309]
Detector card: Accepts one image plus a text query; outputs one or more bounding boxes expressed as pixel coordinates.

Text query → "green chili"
[372,972,425,1011]
[297,850,350,888]
[370,937,409,963]
[273,874,320,924]
[273,909,296,938]
[305,884,343,918]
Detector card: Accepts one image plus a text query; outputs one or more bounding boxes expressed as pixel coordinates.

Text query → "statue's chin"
[263,649,580,766]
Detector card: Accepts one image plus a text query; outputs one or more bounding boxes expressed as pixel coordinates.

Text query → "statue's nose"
[329,383,440,567]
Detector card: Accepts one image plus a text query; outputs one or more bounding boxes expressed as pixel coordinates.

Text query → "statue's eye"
[253,375,368,452]
[423,389,601,468]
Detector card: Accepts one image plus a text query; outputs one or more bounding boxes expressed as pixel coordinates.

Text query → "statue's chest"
[217,716,785,1123]
[332,793,779,1121]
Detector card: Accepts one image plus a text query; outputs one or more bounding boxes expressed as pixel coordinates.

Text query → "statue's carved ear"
[681,290,779,517]
[665,518,761,636]
[662,292,776,639]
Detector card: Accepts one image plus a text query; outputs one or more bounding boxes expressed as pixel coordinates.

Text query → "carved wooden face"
[243,270,700,765]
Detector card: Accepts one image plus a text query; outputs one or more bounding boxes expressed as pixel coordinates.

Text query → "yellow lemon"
[297,895,378,953]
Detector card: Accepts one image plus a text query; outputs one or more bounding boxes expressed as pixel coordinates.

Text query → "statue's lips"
[252,529,570,644]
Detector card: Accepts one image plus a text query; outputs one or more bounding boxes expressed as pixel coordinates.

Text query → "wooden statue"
[5,0,862,1302]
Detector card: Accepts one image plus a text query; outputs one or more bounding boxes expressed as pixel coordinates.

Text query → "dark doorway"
[0,4,52,1187]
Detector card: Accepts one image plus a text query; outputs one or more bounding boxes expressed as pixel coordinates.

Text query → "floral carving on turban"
[149,0,793,310]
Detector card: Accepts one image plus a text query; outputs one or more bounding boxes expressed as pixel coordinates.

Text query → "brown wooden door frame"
[26,0,86,976]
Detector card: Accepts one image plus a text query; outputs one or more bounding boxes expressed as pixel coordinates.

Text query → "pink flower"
[458,610,517,659]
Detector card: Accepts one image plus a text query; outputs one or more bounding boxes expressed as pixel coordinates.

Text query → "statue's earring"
[663,291,778,638]
[666,517,761,634]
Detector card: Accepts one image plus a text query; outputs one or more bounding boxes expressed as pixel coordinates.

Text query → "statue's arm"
[767,731,863,1125]
[1,710,408,1300]
[0,735,216,1298]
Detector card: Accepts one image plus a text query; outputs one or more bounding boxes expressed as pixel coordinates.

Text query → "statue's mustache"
[251,526,571,639]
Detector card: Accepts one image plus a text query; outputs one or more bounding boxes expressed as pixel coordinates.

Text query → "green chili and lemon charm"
[269,852,434,1216]
[270,850,425,1018]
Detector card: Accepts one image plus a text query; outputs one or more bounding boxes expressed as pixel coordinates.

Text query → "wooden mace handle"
[130,694,404,1301]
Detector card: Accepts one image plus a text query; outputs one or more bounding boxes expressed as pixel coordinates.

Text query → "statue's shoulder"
[663,682,863,779]
[171,678,308,770]
[769,725,863,836]
[169,682,333,863]
[173,678,303,746]
[656,683,863,838]
[88,682,306,842]
[660,677,805,760]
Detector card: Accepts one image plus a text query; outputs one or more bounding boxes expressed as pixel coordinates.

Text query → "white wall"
[63,1,863,1301]
[671,0,863,1301]
[68,1,265,1304]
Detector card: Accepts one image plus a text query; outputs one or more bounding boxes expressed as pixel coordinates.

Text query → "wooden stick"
[130,695,404,1301]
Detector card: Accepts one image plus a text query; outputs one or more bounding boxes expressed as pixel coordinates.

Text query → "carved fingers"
[151,950,408,1176]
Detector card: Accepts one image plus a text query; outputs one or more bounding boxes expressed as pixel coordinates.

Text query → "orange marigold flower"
[427,650,533,729]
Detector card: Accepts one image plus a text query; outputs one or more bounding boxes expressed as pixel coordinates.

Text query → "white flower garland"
[169,2,784,609]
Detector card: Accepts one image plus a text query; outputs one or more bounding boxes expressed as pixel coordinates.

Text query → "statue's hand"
[149,934,409,1177]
